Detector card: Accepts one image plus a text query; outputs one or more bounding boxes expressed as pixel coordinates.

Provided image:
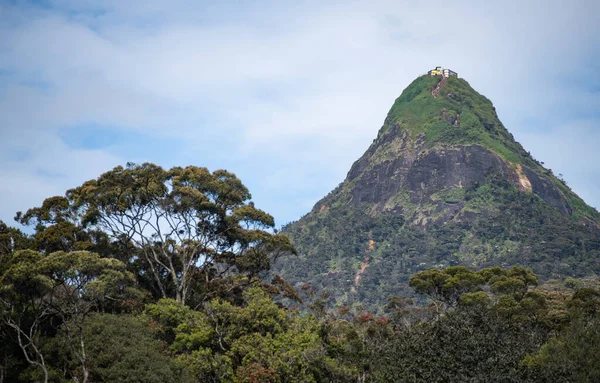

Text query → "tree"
[522,288,600,382]
[0,221,31,272]
[488,266,538,300]
[74,313,185,383]
[373,267,551,382]
[0,250,138,383]
[408,266,486,312]
[145,287,342,383]
[17,163,295,306]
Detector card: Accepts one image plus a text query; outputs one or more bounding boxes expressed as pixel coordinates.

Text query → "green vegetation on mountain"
[376,75,531,165]
[274,74,600,312]
[1,161,600,382]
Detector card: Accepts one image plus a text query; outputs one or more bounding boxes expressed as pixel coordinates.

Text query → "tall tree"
[0,221,31,271]
[17,163,295,306]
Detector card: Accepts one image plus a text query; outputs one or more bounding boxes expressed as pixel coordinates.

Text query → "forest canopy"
[1,163,599,383]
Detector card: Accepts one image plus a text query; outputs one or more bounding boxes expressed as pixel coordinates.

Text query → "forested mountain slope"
[274,74,600,311]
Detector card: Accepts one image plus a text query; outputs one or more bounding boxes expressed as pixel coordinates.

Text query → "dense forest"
[1,163,599,382]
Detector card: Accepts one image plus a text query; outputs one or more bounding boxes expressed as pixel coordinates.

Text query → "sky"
[1,0,599,229]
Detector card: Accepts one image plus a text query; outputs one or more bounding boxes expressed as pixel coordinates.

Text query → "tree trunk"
[7,321,49,383]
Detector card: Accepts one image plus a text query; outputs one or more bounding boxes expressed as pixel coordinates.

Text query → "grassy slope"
[366,75,600,223]
[384,75,532,164]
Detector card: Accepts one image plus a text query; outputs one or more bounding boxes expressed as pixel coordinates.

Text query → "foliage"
[0,249,139,383]
[145,287,346,382]
[2,158,600,382]
[16,163,296,306]
[1,231,599,383]
[74,313,184,383]
[521,290,600,382]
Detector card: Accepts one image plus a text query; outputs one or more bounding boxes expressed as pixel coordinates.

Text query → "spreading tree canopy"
[17,163,295,306]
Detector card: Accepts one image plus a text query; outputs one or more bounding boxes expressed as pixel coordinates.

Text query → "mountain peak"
[381,74,528,164]
[274,74,600,311]
[342,72,599,223]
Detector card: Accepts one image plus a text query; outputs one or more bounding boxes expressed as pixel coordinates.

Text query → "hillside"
[274,73,600,311]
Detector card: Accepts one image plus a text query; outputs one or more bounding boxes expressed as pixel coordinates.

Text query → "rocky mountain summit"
[274,73,600,311]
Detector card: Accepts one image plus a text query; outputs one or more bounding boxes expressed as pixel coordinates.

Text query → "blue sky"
[1,0,599,229]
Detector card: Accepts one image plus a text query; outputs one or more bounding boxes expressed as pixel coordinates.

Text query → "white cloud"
[0,0,599,227]
[0,130,121,225]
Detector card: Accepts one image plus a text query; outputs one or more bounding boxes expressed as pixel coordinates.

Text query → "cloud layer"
[1,0,599,228]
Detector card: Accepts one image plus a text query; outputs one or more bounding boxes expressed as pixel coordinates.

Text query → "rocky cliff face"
[274,74,600,311]
[346,127,572,224]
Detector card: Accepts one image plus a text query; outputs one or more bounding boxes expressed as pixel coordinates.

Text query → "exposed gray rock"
[523,167,571,214]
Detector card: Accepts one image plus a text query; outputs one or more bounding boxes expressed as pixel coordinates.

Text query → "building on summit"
[428,66,458,78]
